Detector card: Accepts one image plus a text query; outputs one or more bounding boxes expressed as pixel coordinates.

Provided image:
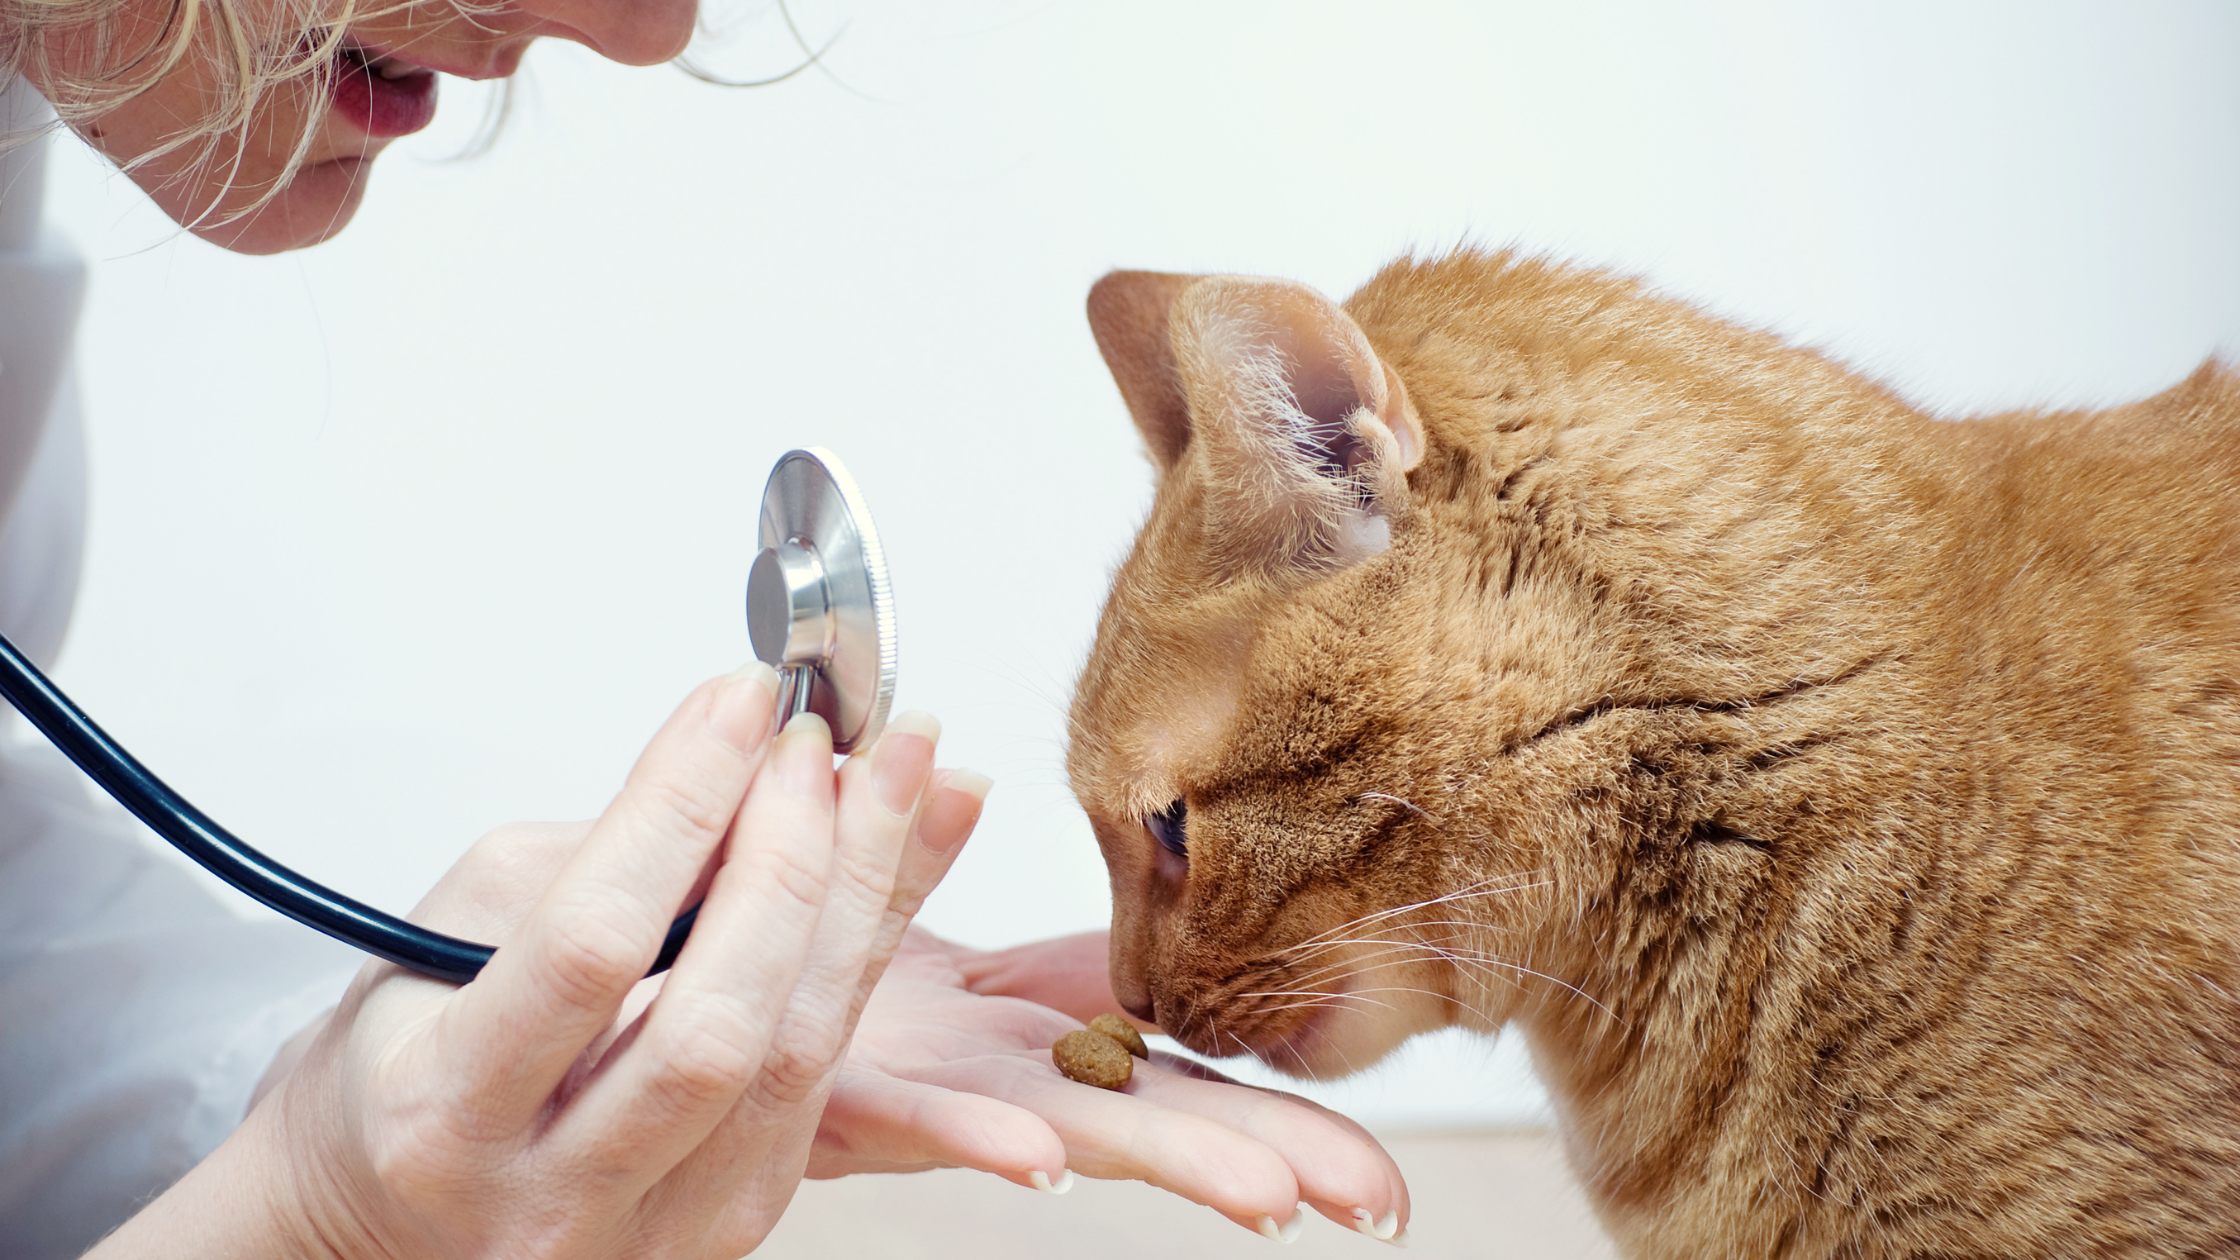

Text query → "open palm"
[812,929,1411,1243]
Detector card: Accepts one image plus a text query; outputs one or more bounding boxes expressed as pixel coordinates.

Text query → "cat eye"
[1146,799,1188,858]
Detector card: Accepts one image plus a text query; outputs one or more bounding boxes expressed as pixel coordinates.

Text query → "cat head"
[1066,256,1879,1077]
[1066,264,1589,1077]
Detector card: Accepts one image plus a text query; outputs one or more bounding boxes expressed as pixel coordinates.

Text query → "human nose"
[516,0,696,66]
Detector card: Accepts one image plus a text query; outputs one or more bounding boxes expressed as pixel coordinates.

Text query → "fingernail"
[709,662,780,754]
[871,711,940,815]
[1254,1208,1303,1244]
[1028,1168,1074,1195]
[1387,1225,1411,1248]
[1374,1210,1401,1241]
[916,769,991,856]
[1351,1208,1379,1237]
[775,712,832,797]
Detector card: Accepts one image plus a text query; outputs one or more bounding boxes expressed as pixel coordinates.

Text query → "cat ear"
[1087,270,1200,471]
[1170,275,1425,574]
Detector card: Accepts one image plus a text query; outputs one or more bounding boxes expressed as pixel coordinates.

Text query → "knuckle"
[474,819,588,864]
[369,1051,512,1152]
[365,1096,485,1207]
[645,997,764,1111]
[687,672,734,711]
[744,1028,841,1111]
[491,1216,599,1260]
[830,834,901,904]
[631,772,742,850]
[533,902,650,1010]
[741,843,834,918]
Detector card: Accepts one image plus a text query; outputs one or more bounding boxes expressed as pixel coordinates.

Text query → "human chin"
[135,150,376,254]
[188,155,378,253]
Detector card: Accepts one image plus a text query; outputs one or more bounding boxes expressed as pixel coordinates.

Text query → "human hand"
[90,665,988,1260]
[810,929,1413,1245]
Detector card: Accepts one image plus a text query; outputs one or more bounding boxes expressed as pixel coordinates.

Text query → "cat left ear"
[1171,276,1425,574]
[1088,270,1200,472]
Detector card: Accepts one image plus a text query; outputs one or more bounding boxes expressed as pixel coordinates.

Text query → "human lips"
[328,40,439,138]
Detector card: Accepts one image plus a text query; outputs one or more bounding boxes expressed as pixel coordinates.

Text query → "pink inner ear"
[1261,285,1428,478]
[1250,290,1393,485]
[1286,348,1370,479]
[1169,275,1421,574]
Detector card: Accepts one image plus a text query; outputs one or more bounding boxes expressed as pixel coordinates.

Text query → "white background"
[36,0,2240,1128]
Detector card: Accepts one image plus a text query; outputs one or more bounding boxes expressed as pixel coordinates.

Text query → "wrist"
[85,1086,354,1260]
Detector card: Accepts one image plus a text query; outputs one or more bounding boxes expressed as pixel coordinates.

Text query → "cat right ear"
[1087,270,1200,473]
[1169,276,1426,576]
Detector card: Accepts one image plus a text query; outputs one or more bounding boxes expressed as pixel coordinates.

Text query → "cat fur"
[1066,250,2240,1259]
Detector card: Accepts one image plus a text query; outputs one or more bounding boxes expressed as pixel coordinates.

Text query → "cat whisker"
[1282,874,1530,947]
[1276,924,1532,982]
[1279,877,1551,955]
[1270,935,1623,1025]
[1355,790,1439,822]
[1246,985,1459,1018]
[1278,938,1478,979]
[1321,873,1543,933]
[1276,937,1487,986]
[1272,932,1496,981]
[1243,991,1400,1016]
[1240,981,1455,1006]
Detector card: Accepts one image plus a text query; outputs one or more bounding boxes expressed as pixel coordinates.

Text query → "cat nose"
[1122,996,1155,1022]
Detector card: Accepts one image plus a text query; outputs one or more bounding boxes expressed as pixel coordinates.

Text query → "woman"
[0,0,1414,1254]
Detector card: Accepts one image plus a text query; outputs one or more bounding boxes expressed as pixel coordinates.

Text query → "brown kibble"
[1088,1013,1150,1059]
[1053,1029,1134,1090]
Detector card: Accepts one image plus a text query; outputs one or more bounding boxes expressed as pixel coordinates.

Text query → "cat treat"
[1087,1013,1150,1059]
[1051,1028,1133,1090]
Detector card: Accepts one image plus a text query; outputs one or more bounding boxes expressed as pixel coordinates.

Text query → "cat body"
[1066,252,2240,1258]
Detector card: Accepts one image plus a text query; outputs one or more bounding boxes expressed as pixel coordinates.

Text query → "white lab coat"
[0,80,359,1259]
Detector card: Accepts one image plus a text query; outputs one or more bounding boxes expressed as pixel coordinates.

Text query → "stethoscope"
[0,448,898,984]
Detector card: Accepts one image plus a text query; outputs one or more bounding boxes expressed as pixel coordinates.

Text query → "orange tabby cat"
[1067,252,2240,1258]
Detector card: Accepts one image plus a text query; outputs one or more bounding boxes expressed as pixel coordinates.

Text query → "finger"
[1263,1092,1411,1240]
[640,715,958,1219]
[1125,1057,1410,1238]
[906,1052,1303,1235]
[429,664,779,1129]
[843,767,990,1009]
[733,710,941,1096]
[347,822,595,1042]
[954,930,1125,1021]
[808,1068,1067,1186]
[901,769,989,907]
[551,711,841,1187]
[403,821,593,941]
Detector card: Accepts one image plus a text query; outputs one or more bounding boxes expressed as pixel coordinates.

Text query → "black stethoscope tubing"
[0,629,695,985]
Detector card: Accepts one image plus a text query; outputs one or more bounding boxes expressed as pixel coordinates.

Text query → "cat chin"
[1243,1002,1432,1082]
[1230,1006,1335,1078]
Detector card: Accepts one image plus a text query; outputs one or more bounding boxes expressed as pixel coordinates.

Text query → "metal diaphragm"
[745,448,897,754]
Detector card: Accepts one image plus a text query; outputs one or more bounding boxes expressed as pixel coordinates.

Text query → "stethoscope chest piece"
[747,448,897,754]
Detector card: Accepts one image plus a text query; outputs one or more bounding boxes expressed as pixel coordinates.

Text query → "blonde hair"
[3,0,813,230]
[2,0,499,228]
